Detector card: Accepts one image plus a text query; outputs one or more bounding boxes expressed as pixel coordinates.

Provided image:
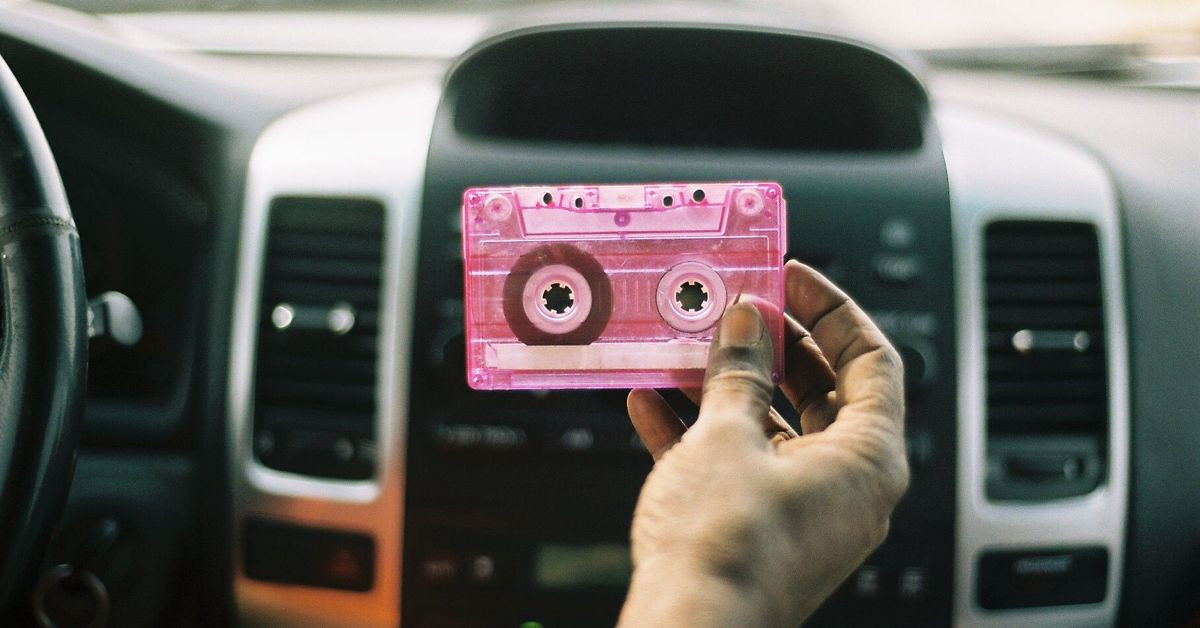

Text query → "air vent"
[984,221,1107,501]
[252,197,385,480]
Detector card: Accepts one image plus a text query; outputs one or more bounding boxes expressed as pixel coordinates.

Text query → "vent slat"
[985,233,1097,257]
[252,197,385,481]
[986,305,1104,327]
[258,332,379,358]
[986,330,1105,352]
[258,354,377,382]
[267,257,384,284]
[258,380,376,407]
[986,259,1099,281]
[987,281,1101,304]
[264,280,382,306]
[987,353,1106,376]
[269,201,384,235]
[987,402,1105,424]
[270,233,383,260]
[988,379,1107,401]
[256,407,375,435]
[984,221,1108,501]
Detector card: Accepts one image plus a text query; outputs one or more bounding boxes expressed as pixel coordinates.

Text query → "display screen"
[533,543,632,589]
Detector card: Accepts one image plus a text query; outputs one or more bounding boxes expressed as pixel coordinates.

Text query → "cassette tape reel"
[462,182,787,390]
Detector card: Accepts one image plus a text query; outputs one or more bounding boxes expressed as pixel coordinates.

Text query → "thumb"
[694,301,776,444]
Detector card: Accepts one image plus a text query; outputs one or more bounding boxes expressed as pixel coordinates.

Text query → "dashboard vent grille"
[252,197,385,480]
[984,221,1107,501]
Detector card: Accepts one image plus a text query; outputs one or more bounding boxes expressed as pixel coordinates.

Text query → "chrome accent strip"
[228,82,441,627]
[940,105,1129,627]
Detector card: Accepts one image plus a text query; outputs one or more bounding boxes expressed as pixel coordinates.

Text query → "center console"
[228,20,1127,628]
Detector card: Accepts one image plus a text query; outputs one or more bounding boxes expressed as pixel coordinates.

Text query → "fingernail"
[717,302,764,348]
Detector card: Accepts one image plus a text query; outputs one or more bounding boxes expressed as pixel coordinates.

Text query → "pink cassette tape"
[462,182,787,390]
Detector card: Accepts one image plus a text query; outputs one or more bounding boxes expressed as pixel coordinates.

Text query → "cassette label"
[462,182,787,390]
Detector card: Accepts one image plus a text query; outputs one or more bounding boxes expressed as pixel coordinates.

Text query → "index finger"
[785,261,904,420]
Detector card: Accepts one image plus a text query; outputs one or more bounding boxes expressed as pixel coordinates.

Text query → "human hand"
[618,261,909,627]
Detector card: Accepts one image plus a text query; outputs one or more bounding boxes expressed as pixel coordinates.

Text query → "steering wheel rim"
[0,54,87,610]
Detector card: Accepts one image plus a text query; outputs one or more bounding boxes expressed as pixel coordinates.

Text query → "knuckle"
[863,429,909,508]
[845,451,906,552]
[877,342,905,381]
[702,509,767,580]
[877,446,911,508]
[705,368,774,399]
[692,417,750,446]
[839,422,910,513]
[865,515,891,551]
[710,343,772,375]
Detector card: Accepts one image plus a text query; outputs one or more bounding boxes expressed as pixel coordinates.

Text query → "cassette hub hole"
[675,280,709,313]
[541,282,575,316]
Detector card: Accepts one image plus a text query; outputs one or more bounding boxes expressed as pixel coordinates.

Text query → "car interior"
[0,0,1197,626]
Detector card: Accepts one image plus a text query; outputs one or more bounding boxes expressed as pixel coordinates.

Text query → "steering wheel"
[0,54,87,611]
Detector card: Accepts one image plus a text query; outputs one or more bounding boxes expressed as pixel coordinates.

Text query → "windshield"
[37,0,1200,52]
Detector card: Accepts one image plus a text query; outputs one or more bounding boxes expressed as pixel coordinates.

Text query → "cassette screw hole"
[483,194,513,221]
[735,189,765,215]
[675,281,709,313]
[692,189,705,202]
[541,282,575,316]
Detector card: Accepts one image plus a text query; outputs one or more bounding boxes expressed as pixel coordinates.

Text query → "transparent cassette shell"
[462,182,787,390]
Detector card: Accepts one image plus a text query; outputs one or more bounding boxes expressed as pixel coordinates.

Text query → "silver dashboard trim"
[939,105,1129,627]
[228,82,441,627]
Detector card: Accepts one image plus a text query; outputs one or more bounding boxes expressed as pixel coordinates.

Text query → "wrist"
[619,555,783,628]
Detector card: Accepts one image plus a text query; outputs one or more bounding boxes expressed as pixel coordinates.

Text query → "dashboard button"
[880,218,916,249]
[254,430,276,457]
[895,340,937,390]
[978,547,1108,609]
[853,565,882,598]
[905,430,934,472]
[332,436,355,462]
[560,428,595,452]
[434,423,528,451]
[469,555,497,584]
[873,254,922,285]
[897,567,927,600]
[244,519,374,592]
[420,554,459,584]
[258,429,374,479]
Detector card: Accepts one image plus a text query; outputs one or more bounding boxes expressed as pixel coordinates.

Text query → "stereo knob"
[895,339,937,391]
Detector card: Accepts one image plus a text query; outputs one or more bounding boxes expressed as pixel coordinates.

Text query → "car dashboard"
[0,4,1197,627]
